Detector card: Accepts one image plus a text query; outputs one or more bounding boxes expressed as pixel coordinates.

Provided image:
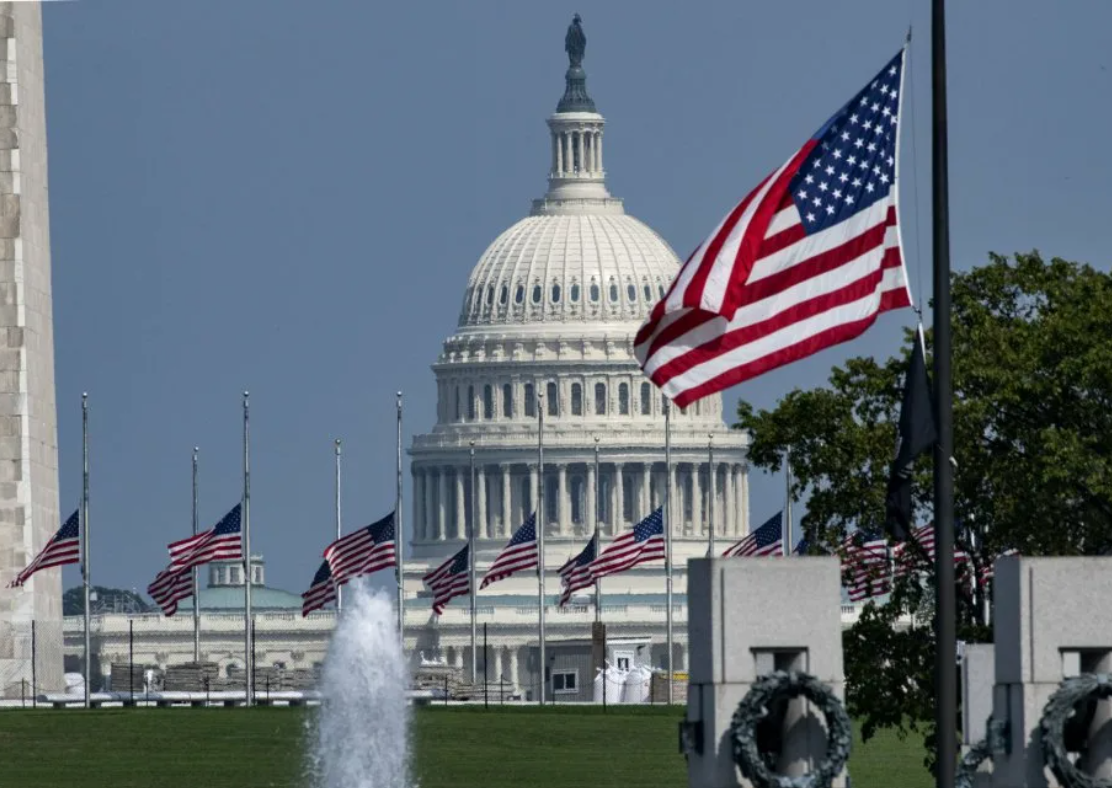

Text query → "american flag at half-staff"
[147,566,194,617]
[557,535,597,607]
[423,544,470,616]
[635,48,912,407]
[842,530,891,602]
[893,522,969,578]
[323,511,397,586]
[480,513,538,590]
[301,560,337,616]
[167,503,243,572]
[589,508,665,581]
[722,511,784,558]
[7,510,81,588]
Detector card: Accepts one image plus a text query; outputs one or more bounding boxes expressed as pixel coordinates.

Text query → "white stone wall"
[0,1,62,697]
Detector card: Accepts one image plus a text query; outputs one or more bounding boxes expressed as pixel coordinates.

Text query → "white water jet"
[306,582,411,788]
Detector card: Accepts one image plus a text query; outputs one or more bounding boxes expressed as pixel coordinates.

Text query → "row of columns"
[552,127,602,177]
[412,462,749,542]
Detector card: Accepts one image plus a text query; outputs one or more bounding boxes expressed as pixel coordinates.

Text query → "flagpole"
[192,447,200,663]
[81,392,90,709]
[707,435,715,557]
[784,449,794,557]
[593,436,601,623]
[396,392,405,641]
[469,439,477,686]
[334,439,342,613]
[243,391,253,707]
[931,3,957,784]
[537,392,546,705]
[664,399,673,705]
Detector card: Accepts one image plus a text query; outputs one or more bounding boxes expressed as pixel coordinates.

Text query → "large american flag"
[589,508,665,580]
[635,48,911,407]
[168,503,243,572]
[722,511,784,558]
[301,560,337,617]
[423,544,470,616]
[323,511,397,586]
[7,510,81,588]
[842,530,891,602]
[557,535,597,607]
[480,513,538,589]
[147,566,194,617]
[893,522,969,578]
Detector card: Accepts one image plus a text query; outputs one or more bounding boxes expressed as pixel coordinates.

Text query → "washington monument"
[0,2,63,696]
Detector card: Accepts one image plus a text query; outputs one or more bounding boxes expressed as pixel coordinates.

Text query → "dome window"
[619,383,630,415]
[532,285,542,304]
[570,283,580,303]
[627,283,637,302]
[500,285,509,305]
[502,383,513,418]
[551,283,561,304]
[643,284,652,302]
[483,385,494,420]
[546,382,559,416]
[467,385,476,421]
[608,280,619,303]
[658,284,666,300]
[486,286,494,305]
[594,383,607,415]
[524,384,536,417]
[515,285,525,304]
[640,383,651,415]
[590,283,600,302]
[571,383,583,416]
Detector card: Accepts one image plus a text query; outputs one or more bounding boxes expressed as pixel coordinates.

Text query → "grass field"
[0,706,931,788]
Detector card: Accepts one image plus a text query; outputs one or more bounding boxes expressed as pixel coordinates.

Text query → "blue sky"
[41,0,1112,595]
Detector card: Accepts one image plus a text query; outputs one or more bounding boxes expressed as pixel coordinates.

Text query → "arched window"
[627,283,637,302]
[571,383,583,416]
[502,383,513,418]
[658,284,666,299]
[619,383,630,415]
[455,387,461,420]
[486,286,494,305]
[467,386,476,421]
[483,385,494,419]
[500,285,508,305]
[570,283,581,303]
[571,476,584,525]
[640,382,651,415]
[551,283,561,303]
[643,284,652,302]
[532,285,542,304]
[609,280,619,303]
[515,285,525,304]
[524,384,535,417]
[595,382,607,415]
[547,382,558,416]
[546,475,559,523]
[590,282,600,302]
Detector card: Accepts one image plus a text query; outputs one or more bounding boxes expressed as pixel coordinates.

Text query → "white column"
[422,469,435,541]
[529,464,539,520]
[437,468,447,540]
[576,130,585,174]
[668,464,678,536]
[455,468,466,540]
[640,464,651,520]
[453,648,463,669]
[596,132,603,172]
[586,462,596,537]
[614,465,624,534]
[740,466,750,535]
[494,647,504,684]
[692,465,703,535]
[708,462,718,539]
[564,133,573,176]
[510,648,521,691]
[501,464,512,536]
[477,465,488,539]
[413,470,425,541]
[557,465,568,536]
[552,133,559,175]
[555,132,563,174]
[724,466,734,538]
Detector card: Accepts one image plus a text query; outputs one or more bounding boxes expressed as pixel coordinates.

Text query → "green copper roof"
[557,14,596,113]
[174,585,303,611]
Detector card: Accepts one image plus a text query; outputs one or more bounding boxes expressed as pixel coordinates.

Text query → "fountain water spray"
[307,582,410,788]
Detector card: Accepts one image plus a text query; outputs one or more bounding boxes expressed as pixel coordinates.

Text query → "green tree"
[735,252,1112,768]
[63,585,153,615]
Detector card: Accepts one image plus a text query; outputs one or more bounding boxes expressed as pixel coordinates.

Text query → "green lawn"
[0,706,931,788]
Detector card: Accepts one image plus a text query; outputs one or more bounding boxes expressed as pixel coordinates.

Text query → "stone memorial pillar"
[684,557,845,788]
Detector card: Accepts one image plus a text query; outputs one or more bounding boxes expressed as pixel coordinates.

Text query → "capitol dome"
[403,17,751,692]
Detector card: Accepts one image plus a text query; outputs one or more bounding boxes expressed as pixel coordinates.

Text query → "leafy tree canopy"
[734,252,1112,766]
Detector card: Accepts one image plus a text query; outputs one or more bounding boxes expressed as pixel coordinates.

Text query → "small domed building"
[403,18,750,695]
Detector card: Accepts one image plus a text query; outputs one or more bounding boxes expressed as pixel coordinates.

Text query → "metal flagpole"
[931,3,957,783]
[396,393,405,640]
[664,398,673,705]
[243,391,253,707]
[593,436,601,623]
[784,448,793,557]
[81,392,90,709]
[334,439,342,613]
[192,447,200,663]
[707,435,715,557]
[537,392,546,704]
[469,440,477,686]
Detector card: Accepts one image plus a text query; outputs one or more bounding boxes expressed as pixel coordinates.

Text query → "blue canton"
[633,508,664,541]
[509,513,537,544]
[789,50,903,234]
[214,504,242,535]
[368,511,396,543]
[751,512,783,547]
[57,510,79,539]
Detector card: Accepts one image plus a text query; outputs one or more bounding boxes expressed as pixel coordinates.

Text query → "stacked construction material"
[162,662,220,692]
[109,663,147,693]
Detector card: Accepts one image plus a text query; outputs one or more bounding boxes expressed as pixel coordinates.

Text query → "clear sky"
[41,0,1112,596]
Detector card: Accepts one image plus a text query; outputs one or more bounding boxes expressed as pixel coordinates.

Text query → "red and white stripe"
[893,523,968,577]
[842,534,891,602]
[588,533,665,581]
[324,529,396,586]
[7,535,80,588]
[423,549,470,616]
[168,532,241,573]
[147,567,194,617]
